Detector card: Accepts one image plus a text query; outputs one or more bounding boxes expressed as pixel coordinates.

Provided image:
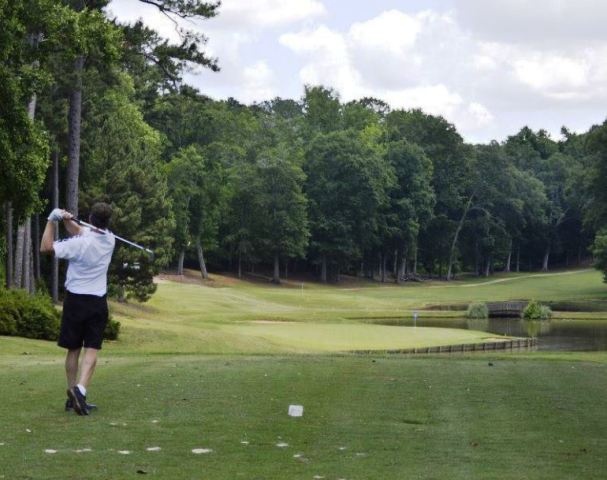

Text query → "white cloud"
[105,0,182,43]
[456,0,607,44]
[280,26,363,98]
[240,61,277,103]
[513,55,589,91]
[467,102,494,127]
[383,85,463,116]
[349,10,422,56]
[217,0,326,28]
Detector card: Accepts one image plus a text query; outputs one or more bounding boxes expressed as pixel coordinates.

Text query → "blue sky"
[107,0,607,143]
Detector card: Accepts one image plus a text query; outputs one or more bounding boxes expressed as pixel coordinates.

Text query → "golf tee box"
[288,405,304,417]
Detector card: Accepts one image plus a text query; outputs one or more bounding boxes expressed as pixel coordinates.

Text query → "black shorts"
[58,291,109,350]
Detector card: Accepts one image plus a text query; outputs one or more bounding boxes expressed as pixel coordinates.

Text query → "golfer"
[40,202,115,416]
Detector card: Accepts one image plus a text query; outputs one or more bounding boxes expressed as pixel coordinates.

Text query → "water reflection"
[381,316,607,351]
[466,318,489,332]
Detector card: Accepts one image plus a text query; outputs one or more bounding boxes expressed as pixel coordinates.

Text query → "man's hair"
[90,202,112,229]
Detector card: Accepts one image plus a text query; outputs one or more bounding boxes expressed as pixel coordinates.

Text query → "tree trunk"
[474,239,480,276]
[52,151,59,302]
[392,249,398,281]
[505,243,512,273]
[447,195,474,281]
[33,214,41,281]
[237,249,242,279]
[66,55,84,216]
[196,239,208,280]
[321,255,327,283]
[4,202,13,288]
[177,250,185,275]
[29,223,36,293]
[381,253,387,283]
[23,220,32,293]
[272,253,280,284]
[398,246,407,284]
[516,245,520,273]
[284,258,288,280]
[541,244,550,272]
[13,225,25,288]
[413,243,418,275]
[484,256,491,277]
[14,45,39,292]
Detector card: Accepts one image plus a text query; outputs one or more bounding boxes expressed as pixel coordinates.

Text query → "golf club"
[74,218,155,259]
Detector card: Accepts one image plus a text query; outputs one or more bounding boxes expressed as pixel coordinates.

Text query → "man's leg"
[77,348,99,389]
[68,348,99,415]
[65,348,81,389]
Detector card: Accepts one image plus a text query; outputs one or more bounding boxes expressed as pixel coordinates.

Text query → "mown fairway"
[1,268,606,479]
[103,268,606,354]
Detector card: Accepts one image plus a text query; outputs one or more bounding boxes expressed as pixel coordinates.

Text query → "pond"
[379,316,607,352]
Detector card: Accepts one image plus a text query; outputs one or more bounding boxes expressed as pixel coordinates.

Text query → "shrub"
[104,315,121,341]
[0,291,19,335]
[466,302,489,319]
[0,289,60,340]
[523,300,552,320]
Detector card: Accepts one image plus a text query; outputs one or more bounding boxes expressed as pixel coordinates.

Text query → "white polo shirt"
[53,227,116,296]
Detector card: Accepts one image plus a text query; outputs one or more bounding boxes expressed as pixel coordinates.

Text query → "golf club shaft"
[74,219,154,257]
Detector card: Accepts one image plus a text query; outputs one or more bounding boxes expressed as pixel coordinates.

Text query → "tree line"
[2,0,607,303]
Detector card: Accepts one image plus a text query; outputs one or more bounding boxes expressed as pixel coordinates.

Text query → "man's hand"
[47,208,65,222]
[48,208,75,222]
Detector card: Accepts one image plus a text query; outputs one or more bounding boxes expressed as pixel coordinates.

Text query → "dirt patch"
[249,320,297,325]
[155,270,246,287]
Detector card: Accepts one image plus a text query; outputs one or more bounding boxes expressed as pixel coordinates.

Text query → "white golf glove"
[47,208,65,222]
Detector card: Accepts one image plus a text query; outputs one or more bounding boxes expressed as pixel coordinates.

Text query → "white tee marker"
[192,448,213,454]
[288,405,304,417]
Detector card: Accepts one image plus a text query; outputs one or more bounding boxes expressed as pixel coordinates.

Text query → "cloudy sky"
[107,0,607,143]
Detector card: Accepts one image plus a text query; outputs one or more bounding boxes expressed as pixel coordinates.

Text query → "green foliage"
[254,142,309,261]
[585,121,607,229]
[523,300,552,320]
[592,230,607,283]
[103,315,120,341]
[0,0,56,220]
[466,302,489,319]
[303,85,342,137]
[304,130,391,267]
[81,77,175,302]
[0,289,60,340]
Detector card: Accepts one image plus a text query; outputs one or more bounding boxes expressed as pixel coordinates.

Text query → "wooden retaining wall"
[486,301,529,317]
[350,337,537,355]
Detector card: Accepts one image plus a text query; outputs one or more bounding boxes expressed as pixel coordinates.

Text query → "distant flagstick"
[74,218,155,258]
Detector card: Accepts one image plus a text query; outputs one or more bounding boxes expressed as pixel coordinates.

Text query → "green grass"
[1,268,607,479]
[1,354,606,479]
[102,268,606,354]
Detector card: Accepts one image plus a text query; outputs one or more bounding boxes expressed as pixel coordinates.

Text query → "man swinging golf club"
[40,202,115,416]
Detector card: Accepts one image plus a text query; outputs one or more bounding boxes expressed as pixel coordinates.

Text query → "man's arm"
[62,214,83,237]
[40,220,56,254]
[40,209,83,255]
